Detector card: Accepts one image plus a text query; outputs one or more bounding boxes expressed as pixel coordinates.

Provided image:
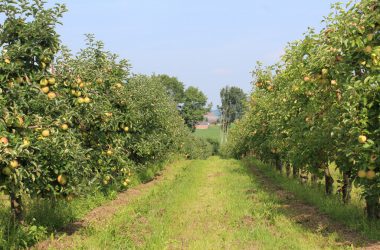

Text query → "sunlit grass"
[68,157,357,249]
[194,125,221,142]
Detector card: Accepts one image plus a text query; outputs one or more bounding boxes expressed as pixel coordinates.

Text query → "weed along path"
[36,157,373,249]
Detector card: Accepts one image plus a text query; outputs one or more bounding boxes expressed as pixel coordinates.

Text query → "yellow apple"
[358,135,367,144]
[42,129,50,137]
[10,160,19,169]
[57,174,67,185]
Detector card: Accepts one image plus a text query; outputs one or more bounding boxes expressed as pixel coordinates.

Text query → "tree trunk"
[285,163,291,177]
[324,168,334,195]
[365,195,380,219]
[275,155,282,172]
[293,166,299,179]
[9,193,24,223]
[311,174,318,185]
[342,171,352,203]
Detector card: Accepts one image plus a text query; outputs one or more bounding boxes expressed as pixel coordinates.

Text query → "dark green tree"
[182,86,208,131]
[219,86,246,124]
[219,86,246,142]
[151,74,185,103]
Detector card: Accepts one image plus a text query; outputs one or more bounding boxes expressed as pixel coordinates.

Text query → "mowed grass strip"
[56,157,356,249]
[194,125,221,142]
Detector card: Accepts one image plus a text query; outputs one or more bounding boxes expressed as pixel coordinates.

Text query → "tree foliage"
[224,0,380,219]
[219,86,246,128]
[0,0,213,226]
[151,74,185,103]
[182,86,209,131]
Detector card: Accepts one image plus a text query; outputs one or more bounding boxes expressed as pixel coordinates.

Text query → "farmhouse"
[195,121,209,129]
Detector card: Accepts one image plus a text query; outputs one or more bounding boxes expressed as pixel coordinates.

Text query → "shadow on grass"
[226,158,380,248]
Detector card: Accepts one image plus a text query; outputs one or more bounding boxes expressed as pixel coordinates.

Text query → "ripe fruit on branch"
[303,76,311,82]
[358,135,367,144]
[77,97,85,104]
[41,86,49,93]
[47,92,56,100]
[123,178,131,187]
[330,80,337,85]
[57,174,67,185]
[84,97,91,103]
[22,139,30,147]
[0,137,9,145]
[124,126,129,132]
[366,170,376,180]
[42,129,50,137]
[10,160,19,169]
[40,78,48,86]
[321,68,329,76]
[106,150,113,156]
[48,77,56,85]
[61,124,69,130]
[358,170,366,178]
[4,58,10,64]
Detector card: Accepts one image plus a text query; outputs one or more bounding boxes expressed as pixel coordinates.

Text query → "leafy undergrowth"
[0,157,180,249]
[243,157,380,242]
[39,156,375,249]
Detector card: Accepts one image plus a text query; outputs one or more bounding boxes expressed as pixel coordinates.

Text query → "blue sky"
[54,0,348,107]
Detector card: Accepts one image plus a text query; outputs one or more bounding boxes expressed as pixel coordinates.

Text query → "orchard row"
[0,1,212,221]
[224,0,380,219]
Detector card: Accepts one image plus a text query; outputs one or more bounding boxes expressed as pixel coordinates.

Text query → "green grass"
[0,156,180,249]
[243,157,380,241]
[194,124,221,142]
[61,157,361,249]
[0,191,114,249]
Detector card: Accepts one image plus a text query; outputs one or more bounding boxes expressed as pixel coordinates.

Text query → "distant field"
[194,125,221,142]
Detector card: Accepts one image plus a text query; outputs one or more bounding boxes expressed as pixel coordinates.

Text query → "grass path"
[38,157,374,249]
